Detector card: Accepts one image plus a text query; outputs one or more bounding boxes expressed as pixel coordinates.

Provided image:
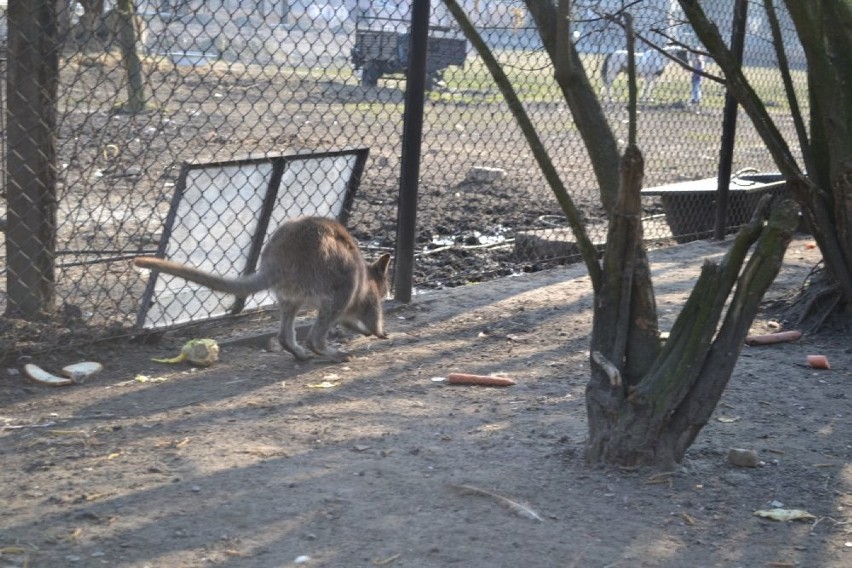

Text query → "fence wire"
[0,0,805,357]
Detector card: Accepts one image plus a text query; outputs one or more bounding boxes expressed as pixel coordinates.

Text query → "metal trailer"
[351,17,467,90]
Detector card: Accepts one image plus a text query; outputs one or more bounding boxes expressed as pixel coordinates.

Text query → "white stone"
[465,166,505,183]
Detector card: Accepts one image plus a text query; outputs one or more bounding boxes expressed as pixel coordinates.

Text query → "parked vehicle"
[351,16,467,90]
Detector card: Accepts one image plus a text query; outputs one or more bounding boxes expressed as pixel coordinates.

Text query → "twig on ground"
[449,483,543,522]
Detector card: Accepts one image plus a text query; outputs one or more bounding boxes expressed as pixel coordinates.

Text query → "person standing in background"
[690,50,705,107]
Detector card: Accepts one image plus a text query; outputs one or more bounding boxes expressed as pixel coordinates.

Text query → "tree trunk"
[586,146,800,467]
[787,1,852,304]
[524,0,621,213]
[115,0,146,113]
[5,0,60,318]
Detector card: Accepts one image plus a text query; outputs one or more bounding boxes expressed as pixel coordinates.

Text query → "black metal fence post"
[393,0,430,303]
[714,0,749,240]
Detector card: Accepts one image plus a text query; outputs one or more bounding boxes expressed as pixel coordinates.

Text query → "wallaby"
[134,217,391,363]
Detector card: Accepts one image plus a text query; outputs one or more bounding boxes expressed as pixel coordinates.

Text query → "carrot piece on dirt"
[744,330,802,346]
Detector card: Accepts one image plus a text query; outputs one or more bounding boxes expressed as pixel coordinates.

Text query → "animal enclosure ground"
[1,237,850,568]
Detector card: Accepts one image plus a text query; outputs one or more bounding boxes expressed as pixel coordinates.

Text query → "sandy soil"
[1,237,850,568]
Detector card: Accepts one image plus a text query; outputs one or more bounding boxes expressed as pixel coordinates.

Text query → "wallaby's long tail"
[134,256,275,296]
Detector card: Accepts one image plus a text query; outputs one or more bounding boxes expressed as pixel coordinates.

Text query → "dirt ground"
[1,236,850,568]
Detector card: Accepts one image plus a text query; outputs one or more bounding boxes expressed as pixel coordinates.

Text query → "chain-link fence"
[0,0,805,357]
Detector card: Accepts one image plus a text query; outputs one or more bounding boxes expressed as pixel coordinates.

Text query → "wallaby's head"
[342,253,392,339]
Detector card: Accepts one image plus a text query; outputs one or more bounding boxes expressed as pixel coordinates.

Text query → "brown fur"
[135,217,391,362]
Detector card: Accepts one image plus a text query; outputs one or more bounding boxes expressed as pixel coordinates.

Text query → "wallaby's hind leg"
[277,300,312,361]
[306,296,351,362]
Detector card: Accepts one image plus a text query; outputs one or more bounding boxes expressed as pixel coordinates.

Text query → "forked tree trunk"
[586,145,800,468]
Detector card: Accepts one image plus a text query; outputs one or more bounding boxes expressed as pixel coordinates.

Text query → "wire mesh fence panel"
[0,0,807,357]
[640,0,807,243]
[411,0,805,285]
[136,148,366,329]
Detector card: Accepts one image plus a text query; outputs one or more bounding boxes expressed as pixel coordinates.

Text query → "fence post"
[393,0,430,303]
[5,0,60,318]
[713,0,748,240]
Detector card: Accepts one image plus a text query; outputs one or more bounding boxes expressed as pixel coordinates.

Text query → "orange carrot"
[745,330,802,346]
[806,355,830,369]
[447,373,515,387]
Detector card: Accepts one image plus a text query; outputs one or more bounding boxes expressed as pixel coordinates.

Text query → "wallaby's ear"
[373,253,392,277]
